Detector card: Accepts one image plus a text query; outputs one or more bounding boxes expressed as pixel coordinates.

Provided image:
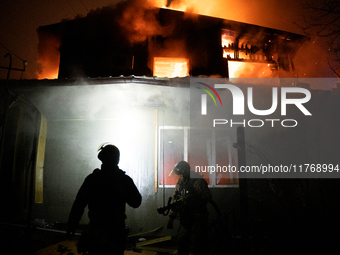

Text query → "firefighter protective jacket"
[68,164,142,232]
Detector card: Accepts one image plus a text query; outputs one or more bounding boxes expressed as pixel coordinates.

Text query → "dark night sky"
[0,0,117,80]
[0,0,335,80]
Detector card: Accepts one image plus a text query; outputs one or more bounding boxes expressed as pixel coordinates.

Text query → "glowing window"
[153,57,189,78]
[221,29,236,59]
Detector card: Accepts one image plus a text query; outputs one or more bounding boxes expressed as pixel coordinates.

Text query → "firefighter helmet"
[97,143,120,165]
[172,161,190,179]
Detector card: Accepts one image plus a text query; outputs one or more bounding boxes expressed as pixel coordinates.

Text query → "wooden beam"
[135,236,171,247]
[35,115,47,203]
[154,109,158,193]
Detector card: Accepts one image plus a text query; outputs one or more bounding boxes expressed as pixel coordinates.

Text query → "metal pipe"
[4,53,12,81]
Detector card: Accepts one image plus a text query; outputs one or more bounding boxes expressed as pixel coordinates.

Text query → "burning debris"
[36,0,308,79]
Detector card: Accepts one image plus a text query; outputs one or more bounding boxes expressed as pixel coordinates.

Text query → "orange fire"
[229,62,275,79]
[222,35,235,59]
[153,57,189,77]
[154,0,248,22]
[36,0,281,80]
[37,69,59,80]
[221,30,253,61]
[36,34,60,80]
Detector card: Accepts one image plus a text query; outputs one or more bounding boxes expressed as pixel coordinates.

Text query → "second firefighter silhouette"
[167,161,212,255]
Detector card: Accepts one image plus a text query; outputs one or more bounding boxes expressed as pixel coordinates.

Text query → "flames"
[36,0,283,79]
[153,57,189,77]
[36,34,60,79]
[229,62,275,79]
[221,33,235,59]
[222,31,254,61]
[154,0,244,21]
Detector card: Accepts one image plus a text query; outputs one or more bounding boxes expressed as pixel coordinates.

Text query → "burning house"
[37,7,308,80]
[0,3,340,255]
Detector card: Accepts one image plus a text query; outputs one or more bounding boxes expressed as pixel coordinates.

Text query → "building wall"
[1,78,339,241]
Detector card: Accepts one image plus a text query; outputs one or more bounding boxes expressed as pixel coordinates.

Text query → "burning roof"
[37,7,308,79]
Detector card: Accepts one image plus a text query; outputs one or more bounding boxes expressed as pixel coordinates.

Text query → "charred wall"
[56,17,150,78]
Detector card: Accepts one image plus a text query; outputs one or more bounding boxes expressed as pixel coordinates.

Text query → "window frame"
[158,126,239,188]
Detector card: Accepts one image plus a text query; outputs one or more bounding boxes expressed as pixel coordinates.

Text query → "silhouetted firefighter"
[159,161,213,255]
[67,143,142,255]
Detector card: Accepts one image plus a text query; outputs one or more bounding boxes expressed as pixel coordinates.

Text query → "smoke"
[159,0,337,79]
[36,0,173,78]
[114,0,171,44]
[163,0,312,35]
[293,37,338,79]
[36,0,335,80]
[110,0,194,75]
